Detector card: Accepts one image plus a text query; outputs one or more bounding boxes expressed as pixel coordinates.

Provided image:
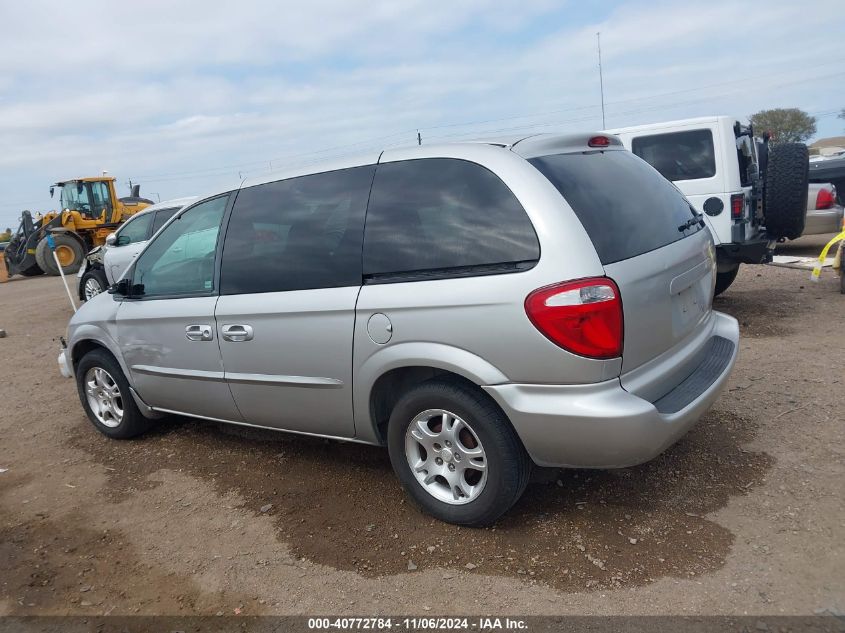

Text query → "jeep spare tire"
[763,142,809,240]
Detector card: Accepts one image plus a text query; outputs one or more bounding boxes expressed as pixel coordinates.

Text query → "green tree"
[749,108,816,144]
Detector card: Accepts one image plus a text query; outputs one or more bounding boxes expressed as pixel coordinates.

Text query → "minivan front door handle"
[221,324,254,342]
[185,324,213,341]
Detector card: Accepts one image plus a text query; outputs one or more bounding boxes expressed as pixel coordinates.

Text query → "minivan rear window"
[529,150,703,265]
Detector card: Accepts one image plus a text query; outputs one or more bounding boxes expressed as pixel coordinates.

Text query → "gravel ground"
[0,235,842,616]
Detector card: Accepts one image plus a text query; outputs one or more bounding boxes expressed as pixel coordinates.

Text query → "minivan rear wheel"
[76,349,154,439]
[387,379,530,526]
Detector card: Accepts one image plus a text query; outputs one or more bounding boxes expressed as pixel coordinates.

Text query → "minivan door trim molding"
[223,371,344,388]
[131,364,225,382]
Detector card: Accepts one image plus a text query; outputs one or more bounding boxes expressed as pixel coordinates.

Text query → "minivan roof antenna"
[597,32,606,129]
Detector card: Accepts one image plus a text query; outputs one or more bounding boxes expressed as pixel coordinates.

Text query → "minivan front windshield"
[530,150,703,265]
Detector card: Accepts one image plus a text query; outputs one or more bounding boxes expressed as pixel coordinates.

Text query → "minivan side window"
[131,195,229,297]
[219,165,375,295]
[631,129,716,181]
[363,158,539,280]
[116,212,154,246]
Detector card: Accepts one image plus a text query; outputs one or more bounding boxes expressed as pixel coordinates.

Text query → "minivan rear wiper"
[678,214,705,232]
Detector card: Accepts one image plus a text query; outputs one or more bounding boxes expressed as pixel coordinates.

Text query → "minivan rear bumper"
[483,311,739,468]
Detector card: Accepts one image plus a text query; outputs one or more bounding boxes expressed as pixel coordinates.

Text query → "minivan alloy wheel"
[404,408,488,505]
[84,367,124,428]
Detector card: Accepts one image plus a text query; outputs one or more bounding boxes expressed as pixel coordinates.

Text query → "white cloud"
[0,0,843,228]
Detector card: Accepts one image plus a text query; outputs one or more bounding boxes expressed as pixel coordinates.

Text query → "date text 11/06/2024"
[307,617,528,630]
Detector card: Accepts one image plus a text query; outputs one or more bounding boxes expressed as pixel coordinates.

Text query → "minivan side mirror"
[105,232,117,246]
[109,278,130,296]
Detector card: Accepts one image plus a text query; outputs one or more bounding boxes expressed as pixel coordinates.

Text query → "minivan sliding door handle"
[185,324,213,341]
[221,324,254,342]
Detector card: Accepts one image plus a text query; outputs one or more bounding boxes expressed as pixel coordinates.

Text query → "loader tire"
[18,264,44,277]
[763,142,809,240]
[34,239,53,274]
[36,234,85,275]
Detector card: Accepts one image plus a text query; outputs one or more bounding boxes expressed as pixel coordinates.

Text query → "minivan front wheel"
[387,379,530,526]
[76,349,154,439]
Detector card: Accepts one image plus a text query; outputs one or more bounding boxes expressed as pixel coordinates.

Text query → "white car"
[607,116,809,295]
[77,197,197,301]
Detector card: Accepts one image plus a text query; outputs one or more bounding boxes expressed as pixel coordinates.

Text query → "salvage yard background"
[0,236,842,615]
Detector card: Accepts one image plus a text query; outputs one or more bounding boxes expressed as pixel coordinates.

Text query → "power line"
[123,55,845,186]
[4,58,845,212]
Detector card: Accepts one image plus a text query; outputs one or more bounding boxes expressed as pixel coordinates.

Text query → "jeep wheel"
[714,264,740,297]
[763,142,809,240]
[387,379,530,526]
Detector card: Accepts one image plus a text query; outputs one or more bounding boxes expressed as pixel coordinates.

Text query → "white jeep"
[607,116,809,295]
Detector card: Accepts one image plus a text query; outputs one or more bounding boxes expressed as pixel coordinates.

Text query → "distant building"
[809,136,845,157]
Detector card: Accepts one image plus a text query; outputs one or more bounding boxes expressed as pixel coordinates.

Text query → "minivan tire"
[387,379,530,526]
[763,142,809,240]
[76,349,154,439]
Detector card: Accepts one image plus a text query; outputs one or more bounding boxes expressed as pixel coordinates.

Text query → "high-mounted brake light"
[730,193,744,220]
[815,187,835,210]
[588,136,611,148]
[525,278,623,359]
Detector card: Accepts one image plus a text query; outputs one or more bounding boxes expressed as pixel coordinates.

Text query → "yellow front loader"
[4,176,153,277]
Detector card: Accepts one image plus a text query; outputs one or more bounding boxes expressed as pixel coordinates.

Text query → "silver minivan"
[60,133,739,525]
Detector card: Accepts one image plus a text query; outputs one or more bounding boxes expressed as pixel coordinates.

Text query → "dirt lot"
[0,236,843,616]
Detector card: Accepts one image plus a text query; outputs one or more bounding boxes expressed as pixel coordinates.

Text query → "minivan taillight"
[815,187,835,210]
[525,278,623,359]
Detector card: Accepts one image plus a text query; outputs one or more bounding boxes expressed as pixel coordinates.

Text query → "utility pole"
[597,32,606,129]
[417,130,422,146]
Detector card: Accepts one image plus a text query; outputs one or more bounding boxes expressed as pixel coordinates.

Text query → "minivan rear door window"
[363,158,539,280]
[220,165,375,295]
[529,150,703,265]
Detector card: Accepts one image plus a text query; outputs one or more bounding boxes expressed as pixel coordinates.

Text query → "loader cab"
[51,179,117,222]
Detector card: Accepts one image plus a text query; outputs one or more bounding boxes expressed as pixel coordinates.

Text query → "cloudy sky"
[1,0,843,229]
